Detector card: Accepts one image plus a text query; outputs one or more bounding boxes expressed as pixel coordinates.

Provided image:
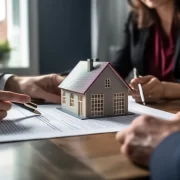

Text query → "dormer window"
[105,78,111,88]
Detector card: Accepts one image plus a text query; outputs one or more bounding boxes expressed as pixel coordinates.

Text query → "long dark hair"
[128,0,180,28]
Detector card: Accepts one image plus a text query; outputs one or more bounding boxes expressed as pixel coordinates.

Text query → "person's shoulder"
[125,12,138,31]
[126,12,136,24]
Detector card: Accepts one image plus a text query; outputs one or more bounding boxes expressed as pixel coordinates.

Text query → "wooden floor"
[1,100,180,180]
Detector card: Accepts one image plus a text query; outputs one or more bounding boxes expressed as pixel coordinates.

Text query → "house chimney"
[93,58,100,62]
[87,59,93,72]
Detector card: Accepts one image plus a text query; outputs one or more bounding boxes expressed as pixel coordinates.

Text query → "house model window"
[91,94,104,117]
[70,93,75,107]
[105,78,111,88]
[113,93,125,115]
[62,91,66,104]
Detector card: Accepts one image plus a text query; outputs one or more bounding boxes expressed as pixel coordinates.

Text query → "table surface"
[0,100,180,180]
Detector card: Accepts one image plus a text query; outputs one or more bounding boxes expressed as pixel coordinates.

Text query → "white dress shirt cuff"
[0,74,14,90]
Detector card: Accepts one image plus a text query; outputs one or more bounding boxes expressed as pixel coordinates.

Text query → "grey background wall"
[38,0,91,74]
[91,0,128,62]
[37,0,128,74]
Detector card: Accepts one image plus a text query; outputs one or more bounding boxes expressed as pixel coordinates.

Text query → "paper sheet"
[0,96,174,142]
[128,96,174,120]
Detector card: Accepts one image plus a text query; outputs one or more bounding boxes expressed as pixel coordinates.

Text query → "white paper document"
[0,96,174,142]
[128,96,174,120]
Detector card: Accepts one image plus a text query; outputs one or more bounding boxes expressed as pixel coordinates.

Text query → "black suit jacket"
[0,73,5,78]
[0,73,5,80]
[150,132,180,180]
[112,13,180,80]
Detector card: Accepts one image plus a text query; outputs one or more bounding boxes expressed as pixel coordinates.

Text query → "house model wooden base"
[59,59,132,119]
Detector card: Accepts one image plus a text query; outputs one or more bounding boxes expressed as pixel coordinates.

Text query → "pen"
[14,102,41,115]
[27,101,38,108]
[133,68,146,106]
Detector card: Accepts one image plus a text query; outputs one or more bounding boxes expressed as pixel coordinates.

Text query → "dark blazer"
[0,73,5,78]
[150,132,180,180]
[112,13,180,80]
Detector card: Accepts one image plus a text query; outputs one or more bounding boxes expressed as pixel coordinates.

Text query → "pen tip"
[34,110,41,115]
[143,102,146,106]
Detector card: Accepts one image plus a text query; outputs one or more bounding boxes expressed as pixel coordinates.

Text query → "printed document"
[0,96,174,142]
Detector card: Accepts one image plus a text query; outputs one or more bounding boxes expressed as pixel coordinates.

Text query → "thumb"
[35,87,61,104]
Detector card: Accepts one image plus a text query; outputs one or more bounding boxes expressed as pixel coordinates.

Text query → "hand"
[116,113,180,167]
[130,75,164,103]
[5,74,64,104]
[0,91,30,120]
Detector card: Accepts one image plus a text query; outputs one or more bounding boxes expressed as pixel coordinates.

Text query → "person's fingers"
[0,101,12,111]
[34,87,61,104]
[130,76,155,95]
[51,74,64,86]
[132,94,142,103]
[130,78,139,90]
[39,74,63,95]
[142,78,157,95]
[121,143,128,154]
[0,110,7,120]
[116,131,126,145]
[51,74,64,95]
[0,91,31,103]
[116,127,132,145]
[120,133,135,155]
[132,93,156,103]
[142,86,163,102]
[131,76,154,88]
[137,75,154,84]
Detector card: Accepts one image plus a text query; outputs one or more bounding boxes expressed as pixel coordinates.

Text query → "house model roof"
[59,60,132,94]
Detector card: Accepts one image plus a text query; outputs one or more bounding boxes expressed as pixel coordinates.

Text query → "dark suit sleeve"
[0,73,5,78]
[111,13,133,79]
[150,132,180,180]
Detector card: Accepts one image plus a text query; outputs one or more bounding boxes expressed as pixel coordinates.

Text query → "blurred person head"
[128,0,180,28]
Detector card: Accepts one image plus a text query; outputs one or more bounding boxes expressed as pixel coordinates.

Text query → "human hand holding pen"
[5,74,63,104]
[0,91,30,120]
[130,75,165,103]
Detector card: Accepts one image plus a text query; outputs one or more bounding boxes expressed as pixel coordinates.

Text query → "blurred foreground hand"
[116,113,180,167]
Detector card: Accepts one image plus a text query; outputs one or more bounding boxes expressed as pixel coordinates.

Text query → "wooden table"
[0,100,180,180]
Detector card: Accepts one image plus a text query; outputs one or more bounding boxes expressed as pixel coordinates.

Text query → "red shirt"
[146,24,176,82]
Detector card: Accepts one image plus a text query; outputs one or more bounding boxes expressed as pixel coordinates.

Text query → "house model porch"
[59,59,132,119]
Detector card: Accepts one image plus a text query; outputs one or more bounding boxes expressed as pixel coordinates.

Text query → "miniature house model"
[59,59,132,119]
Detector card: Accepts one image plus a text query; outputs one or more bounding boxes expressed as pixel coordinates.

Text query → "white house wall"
[61,90,86,118]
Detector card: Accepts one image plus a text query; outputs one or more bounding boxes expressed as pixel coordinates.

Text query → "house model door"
[78,96,83,116]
